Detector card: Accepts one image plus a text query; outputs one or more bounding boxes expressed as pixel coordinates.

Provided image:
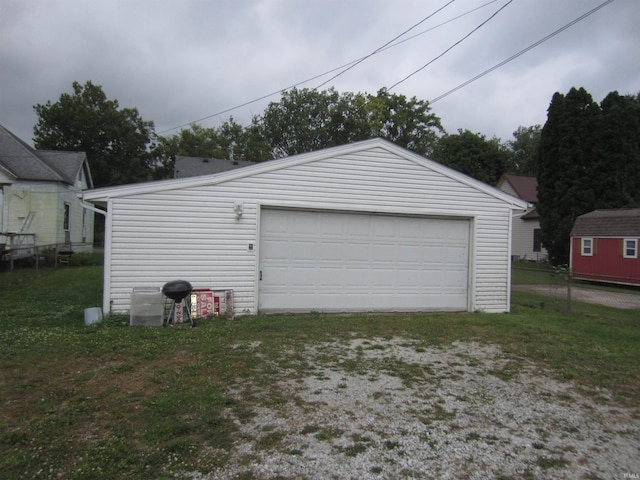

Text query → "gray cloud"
[1,0,638,148]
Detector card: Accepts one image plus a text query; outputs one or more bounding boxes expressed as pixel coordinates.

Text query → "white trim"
[506,207,513,312]
[468,216,477,312]
[102,199,113,315]
[257,200,476,220]
[623,238,638,259]
[581,238,593,256]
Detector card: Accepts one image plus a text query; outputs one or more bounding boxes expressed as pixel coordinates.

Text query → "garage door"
[259,209,470,312]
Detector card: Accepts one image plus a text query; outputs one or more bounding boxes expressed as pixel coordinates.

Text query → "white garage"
[259,209,470,312]
[83,138,528,316]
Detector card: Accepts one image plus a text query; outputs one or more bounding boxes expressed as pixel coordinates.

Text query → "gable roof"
[84,138,529,210]
[497,174,538,203]
[175,156,255,178]
[0,123,92,187]
[571,208,640,237]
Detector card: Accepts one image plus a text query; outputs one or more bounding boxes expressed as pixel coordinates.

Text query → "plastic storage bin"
[130,287,164,326]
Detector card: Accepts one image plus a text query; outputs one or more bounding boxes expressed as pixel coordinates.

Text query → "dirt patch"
[513,284,640,309]
[197,339,640,479]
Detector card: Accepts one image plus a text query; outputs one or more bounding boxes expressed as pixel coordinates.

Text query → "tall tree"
[365,88,444,157]
[431,129,511,185]
[594,91,640,208]
[33,81,155,187]
[537,87,599,265]
[258,87,443,158]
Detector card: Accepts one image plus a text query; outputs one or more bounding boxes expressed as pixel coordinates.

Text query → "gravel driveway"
[198,338,640,479]
[513,284,640,309]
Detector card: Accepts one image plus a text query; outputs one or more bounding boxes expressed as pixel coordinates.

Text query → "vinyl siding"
[99,144,520,315]
[511,213,547,261]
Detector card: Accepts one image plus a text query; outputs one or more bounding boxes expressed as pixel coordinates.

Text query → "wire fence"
[512,263,640,311]
[0,244,101,272]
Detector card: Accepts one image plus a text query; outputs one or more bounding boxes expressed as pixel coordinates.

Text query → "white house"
[0,124,94,260]
[496,173,547,262]
[83,139,528,316]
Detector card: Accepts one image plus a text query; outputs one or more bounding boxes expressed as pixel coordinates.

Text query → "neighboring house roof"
[84,138,529,212]
[497,174,538,203]
[497,173,539,219]
[571,208,640,237]
[0,123,92,187]
[174,156,255,178]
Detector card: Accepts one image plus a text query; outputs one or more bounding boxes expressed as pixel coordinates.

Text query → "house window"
[63,203,71,231]
[533,229,541,252]
[623,239,638,259]
[581,238,593,256]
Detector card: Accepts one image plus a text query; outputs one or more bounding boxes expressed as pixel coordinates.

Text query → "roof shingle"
[570,208,640,237]
[0,123,88,185]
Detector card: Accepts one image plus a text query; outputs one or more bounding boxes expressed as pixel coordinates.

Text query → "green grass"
[0,266,639,479]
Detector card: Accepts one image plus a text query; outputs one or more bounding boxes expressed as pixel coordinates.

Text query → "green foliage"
[507,125,541,175]
[256,87,444,158]
[33,81,155,187]
[152,119,272,180]
[431,129,511,184]
[537,87,640,265]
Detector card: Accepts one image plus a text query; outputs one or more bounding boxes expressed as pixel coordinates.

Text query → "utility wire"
[157,0,499,135]
[429,0,615,104]
[387,0,513,92]
[314,0,457,90]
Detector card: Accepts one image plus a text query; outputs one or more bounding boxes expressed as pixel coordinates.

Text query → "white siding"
[99,144,518,315]
[511,214,547,261]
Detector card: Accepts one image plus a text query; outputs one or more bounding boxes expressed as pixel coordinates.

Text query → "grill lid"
[162,280,193,301]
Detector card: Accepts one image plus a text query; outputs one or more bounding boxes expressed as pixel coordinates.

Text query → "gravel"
[198,338,639,479]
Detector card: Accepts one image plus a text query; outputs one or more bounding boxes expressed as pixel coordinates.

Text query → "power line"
[429,0,615,104]
[387,0,514,92]
[157,1,499,135]
[314,0,457,90]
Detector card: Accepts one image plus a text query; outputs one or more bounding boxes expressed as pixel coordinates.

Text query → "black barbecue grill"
[162,280,195,327]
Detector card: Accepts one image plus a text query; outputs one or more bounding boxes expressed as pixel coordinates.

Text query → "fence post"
[553,264,572,313]
[566,272,572,313]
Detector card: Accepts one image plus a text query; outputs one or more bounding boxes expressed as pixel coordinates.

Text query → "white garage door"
[259,209,470,312]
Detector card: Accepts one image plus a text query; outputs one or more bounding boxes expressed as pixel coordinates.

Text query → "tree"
[431,129,511,185]
[507,125,541,175]
[257,87,443,158]
[365,88,444,157]
[33,81,155,187]
[594,91,640,208]
[152,118,271,180]
[258,87,365,158]
[536,87,640,265]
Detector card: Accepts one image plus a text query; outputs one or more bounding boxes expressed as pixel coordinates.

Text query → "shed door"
[259,209,470,312]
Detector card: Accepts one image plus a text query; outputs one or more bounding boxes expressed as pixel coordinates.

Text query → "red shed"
[570,208,640,286]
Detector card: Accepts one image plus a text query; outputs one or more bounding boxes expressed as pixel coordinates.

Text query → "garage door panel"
[259,209,469,312]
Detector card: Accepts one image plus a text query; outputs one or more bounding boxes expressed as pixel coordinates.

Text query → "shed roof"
[571,208,640,237]
[174,156,255,178]
[0,123,91,186]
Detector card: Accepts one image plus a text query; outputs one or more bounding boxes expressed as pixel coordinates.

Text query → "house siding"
[1,181,93,247]
[511,213,545,261]
[102,145,517,315]
[571,236,640,286]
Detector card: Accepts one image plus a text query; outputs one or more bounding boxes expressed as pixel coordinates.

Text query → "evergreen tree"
[537,87,640,265]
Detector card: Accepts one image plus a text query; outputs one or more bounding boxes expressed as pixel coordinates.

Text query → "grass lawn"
[1,266,639,479]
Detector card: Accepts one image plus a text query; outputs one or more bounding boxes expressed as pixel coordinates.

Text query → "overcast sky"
[1,0,638,149]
